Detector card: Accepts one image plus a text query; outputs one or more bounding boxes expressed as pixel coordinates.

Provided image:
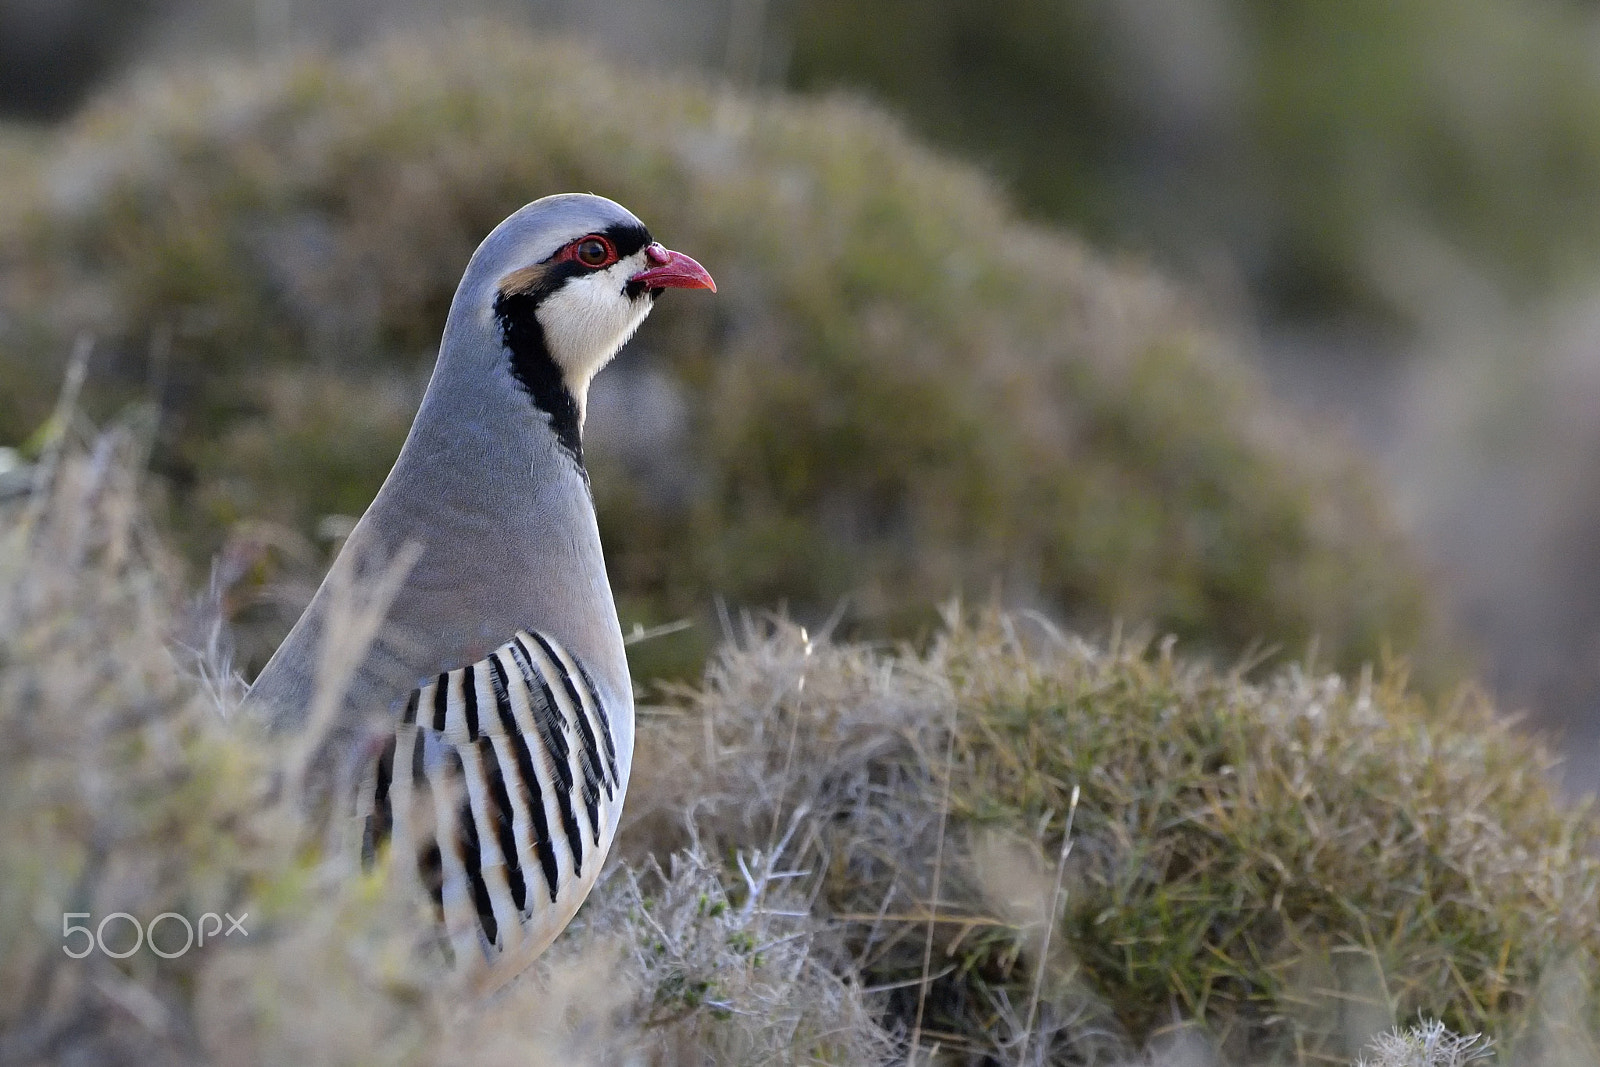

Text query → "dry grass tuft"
[0,431,895,1065]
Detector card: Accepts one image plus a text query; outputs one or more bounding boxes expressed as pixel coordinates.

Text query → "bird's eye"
[574,236,614,268]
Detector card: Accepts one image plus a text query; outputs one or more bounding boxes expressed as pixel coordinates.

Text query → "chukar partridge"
[248,193,715,990]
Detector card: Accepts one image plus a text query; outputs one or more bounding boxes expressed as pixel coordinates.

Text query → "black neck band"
[493,290,585,469]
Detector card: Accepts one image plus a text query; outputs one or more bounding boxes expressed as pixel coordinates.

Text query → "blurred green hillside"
[0,25,1435,680]
[790,0,1600,317]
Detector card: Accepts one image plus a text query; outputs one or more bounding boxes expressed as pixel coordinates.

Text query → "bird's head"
[458,194,715,458]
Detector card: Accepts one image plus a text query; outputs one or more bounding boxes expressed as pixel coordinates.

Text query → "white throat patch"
[534,261,654,423]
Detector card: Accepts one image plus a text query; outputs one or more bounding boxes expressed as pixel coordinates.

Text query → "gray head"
[447,193,715,459]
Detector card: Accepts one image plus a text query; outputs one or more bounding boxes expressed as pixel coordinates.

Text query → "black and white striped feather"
[357,629,623,987]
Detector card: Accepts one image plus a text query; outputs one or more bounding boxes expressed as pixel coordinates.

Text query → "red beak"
[630,242,717,292]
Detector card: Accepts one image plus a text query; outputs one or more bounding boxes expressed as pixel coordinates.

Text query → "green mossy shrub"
[634,616,1600,1063]
[0,26,1431,679]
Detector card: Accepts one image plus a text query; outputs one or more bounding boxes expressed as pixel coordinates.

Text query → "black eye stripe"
[599,222,651,259]
[541,222,650,265]
[522,223,652,283]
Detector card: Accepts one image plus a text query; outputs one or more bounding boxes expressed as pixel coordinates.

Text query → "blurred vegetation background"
[4,2,1600,1061]
[2,0,1600,795]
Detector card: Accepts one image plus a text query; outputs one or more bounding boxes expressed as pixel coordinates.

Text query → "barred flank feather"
[362,629,623,981]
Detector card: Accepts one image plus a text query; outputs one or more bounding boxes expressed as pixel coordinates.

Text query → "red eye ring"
[568,234,616,269]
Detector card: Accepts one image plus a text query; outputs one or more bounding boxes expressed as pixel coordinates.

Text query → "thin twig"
[623,618,694,646]
[910,708,959,1063]
[20,334,93,538]
[1018,784,1080,1063]
[284,539,422,804]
